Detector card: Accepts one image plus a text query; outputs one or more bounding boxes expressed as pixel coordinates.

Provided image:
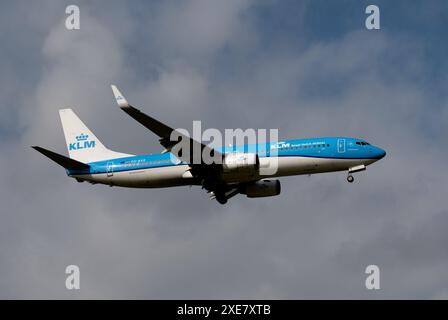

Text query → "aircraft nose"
[375,147,386,159]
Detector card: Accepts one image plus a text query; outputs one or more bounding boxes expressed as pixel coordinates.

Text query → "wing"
[111,85,230,200]
[111,85,223,166]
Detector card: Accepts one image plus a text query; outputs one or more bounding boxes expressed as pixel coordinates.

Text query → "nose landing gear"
[346,164,366,183]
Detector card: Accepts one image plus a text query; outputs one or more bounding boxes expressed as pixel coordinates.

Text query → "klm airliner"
[33,86,386,204]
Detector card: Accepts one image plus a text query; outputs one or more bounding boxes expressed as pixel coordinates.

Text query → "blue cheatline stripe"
[67,136,382,175]
[68,154,375,176]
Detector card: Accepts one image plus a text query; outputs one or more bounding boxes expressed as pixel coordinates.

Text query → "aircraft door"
[106,161,114,177]
[337,139,346,153]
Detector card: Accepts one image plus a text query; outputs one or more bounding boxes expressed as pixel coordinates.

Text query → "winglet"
[111,85,129,108]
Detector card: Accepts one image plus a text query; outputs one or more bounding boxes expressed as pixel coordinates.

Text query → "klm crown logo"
[76,134,89,141]
[70,133,95,151]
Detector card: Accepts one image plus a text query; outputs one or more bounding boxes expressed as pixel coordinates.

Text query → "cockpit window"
[356,141,371,146]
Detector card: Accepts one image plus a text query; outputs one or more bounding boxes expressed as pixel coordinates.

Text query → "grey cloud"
[0,0,447,299]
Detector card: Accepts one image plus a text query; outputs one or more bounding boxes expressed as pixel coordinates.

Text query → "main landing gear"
[209,189,240,205]
[215,193,228,205]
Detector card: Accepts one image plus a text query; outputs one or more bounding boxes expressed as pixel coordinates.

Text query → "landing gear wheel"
[347,175,354,183]
[216,193,228,205]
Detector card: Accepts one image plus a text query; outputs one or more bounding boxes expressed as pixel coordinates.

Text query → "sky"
[1,0,448,299]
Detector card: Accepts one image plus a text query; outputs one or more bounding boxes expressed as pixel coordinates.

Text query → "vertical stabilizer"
[59,109,132,163]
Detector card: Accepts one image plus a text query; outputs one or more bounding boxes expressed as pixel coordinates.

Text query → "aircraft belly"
[275,156,318,176]
[261,156,376,178]
[74,165,194,188]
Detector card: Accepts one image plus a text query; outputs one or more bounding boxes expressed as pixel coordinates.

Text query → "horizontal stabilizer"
[32,146,90,170]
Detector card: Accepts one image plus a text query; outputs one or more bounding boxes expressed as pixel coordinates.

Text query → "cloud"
[147,0,255,60]
[0,0,447,299]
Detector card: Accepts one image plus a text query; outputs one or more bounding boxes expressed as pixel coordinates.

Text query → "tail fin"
[59,109,133,163]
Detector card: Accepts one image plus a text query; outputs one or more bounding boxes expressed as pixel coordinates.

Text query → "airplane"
[32,85,386,204]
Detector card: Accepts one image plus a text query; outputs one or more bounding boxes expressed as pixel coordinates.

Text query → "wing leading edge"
[111,85,223,165]
[110,85,248,204]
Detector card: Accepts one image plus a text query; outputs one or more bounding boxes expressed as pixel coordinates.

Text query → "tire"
[216,194,228,205]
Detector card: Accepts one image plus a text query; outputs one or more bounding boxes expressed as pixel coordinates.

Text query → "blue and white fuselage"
[33,86,386,204]
[67,137,385,188]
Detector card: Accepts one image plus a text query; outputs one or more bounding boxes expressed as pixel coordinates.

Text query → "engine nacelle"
[244,179,281,198]
[222,153,259,180]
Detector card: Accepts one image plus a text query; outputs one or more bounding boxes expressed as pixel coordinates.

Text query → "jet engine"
[243,179,281,198]
[222,152,259,181]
